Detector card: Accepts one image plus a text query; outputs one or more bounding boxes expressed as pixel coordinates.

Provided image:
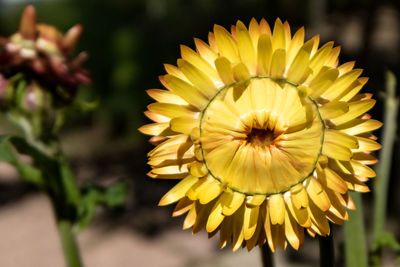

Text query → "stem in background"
[319,224,334,267]
[372,71,398,265]
[344,192,368,267]
[57,219,83,267]
[260,243,274,267]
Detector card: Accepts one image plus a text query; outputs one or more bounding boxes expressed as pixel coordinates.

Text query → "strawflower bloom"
[140,18,382,252]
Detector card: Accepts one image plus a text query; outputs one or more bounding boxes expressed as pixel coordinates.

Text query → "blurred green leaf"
[103,181,127,207]
[374,232,400,252]
[0,135,18,163]
[74,180,128,232]
[0,135,44,187]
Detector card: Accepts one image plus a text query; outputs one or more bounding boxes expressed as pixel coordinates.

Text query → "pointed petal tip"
[20,5,37,39]
[63,24,83,52]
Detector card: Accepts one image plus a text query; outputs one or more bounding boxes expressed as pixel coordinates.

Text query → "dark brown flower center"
[247,128,276,147]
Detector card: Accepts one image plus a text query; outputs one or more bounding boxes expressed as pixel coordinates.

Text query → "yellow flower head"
[139,18,382,252]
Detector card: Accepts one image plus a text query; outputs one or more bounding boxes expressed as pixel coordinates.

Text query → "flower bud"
[20,82,50,112]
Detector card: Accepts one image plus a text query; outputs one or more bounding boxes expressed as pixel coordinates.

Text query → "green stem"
[344,192,368,267]
[319,225,334,267]
[260,243,274,267]
[372,71,398,266]
[57,219,83,267]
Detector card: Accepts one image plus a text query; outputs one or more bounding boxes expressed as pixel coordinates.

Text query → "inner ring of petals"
[199,77,325,196]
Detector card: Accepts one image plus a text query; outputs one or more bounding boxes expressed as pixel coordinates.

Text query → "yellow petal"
[173,197,193,216]
[286,40,313,84]
[339,77,369,102]
[192,202,214,234]
[269,49,286,78]
[350,160,376,177]
[338,61,355,75]
[325,46,341,67]
[232,205,245,251]
[248,18,261,47]
[183,205,197,229]
[164,74,208,109]
[308,199,330,236]
[285,195,311,227]
[232,62,251,81]
[159,175,199,206]
[186,175,213,200]
[290,184,309,209]
[144,110,169,123]
[177,59,217,98]
[322,142,351,161]
[148,102,197,118]
[215,56,235,85]
[246,194,266,207]
[268,194,285,225]
[146,89,188,105]
[214,24,239,63]
[222,191,245,216]
[259,18,272,36]
[243,206,259,240]
[206,197,225,232]
[323,168,348,194]
[354,136,381,152]
[321,69,363,101]
[236,20,257,74]
[336,119,382,135]
[352,152,378,165]
[138,122,172,136]
[257,34,273,75]
[170,116,198,134]
[309,68,339,98]
[272,18,286,51]
[305,177,331,211]
[164,63,188,81]
[341,173,370,192]
[197,179,223,204]
[286,27,304,65]
[284,207,302,250]
[180,44,220,83]
[194,38,218,67]
[331,99,376,125]
[188,161,207,177]
[319,101,349,119]
[324,129,359,149]
[325,188,348,220]
[308,42,333,73]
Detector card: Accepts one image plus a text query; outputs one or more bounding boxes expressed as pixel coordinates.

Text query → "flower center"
[199,77,324,195]
[247,128,276,148]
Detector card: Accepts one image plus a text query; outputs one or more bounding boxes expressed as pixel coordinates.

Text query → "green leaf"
[373,232,400,252]
[103,181,128,207]
[0,135,18,163]
[74,181,128,232]
[0,135,44,187]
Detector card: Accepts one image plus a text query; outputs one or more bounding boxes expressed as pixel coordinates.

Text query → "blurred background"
[0,0,399,266]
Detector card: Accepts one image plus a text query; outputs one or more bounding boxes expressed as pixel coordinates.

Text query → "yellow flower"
[139,18,382,252]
